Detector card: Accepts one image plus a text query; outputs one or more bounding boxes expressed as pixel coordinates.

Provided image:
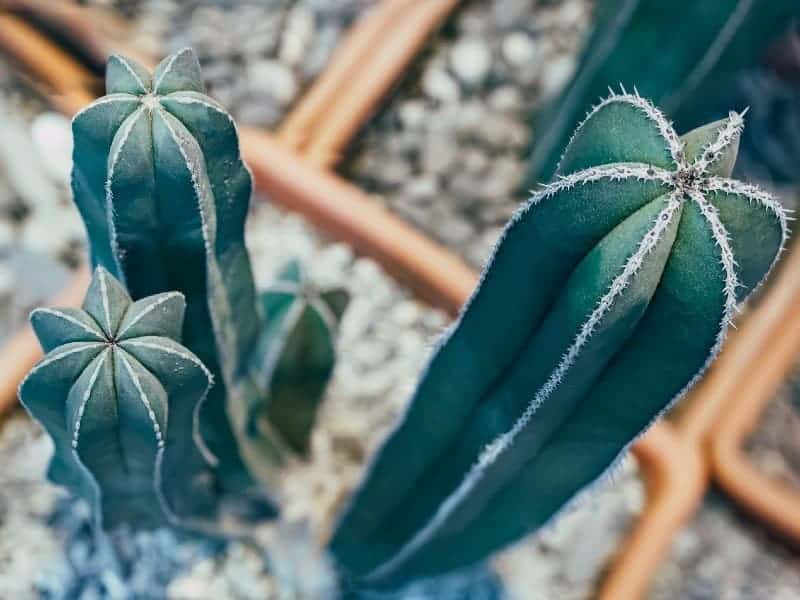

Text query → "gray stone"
[422,65,461,103]
[247,59,299,106]
[502,32,539,70]
[449,37,493,87]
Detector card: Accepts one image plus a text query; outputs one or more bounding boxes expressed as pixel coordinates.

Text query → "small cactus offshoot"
[248,260,349,455]
[19,267,215,529]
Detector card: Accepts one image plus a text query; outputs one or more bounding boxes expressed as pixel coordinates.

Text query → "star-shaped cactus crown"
[19,267,215,529]
[248,259,349,454]
[537,86,789,316]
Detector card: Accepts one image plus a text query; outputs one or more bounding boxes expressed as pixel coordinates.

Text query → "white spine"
[693,111,745,174]
[118,351,165,448]
[71,349,111,449]
[105,107,145,283]
[30,308,105,340]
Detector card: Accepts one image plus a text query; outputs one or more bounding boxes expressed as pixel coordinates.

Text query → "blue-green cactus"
[70,49,270,491]
[523,0,800,186]
[19,267,215,529]
[329,91,788,587]
[247,260,349,455]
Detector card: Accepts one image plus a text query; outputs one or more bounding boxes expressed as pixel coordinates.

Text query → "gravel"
[111,0,378,128]
[345,0,592,266]
[650,492,800,600]
[745,366,800,492]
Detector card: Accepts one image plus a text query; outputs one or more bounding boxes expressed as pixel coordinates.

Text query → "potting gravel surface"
[745,366,800,492]
[0,63,82,343]
[88,0,379,128]
[344,0,593,267]
[649,491,800,600]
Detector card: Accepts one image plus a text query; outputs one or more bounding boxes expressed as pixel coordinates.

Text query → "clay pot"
[709,241,800,544]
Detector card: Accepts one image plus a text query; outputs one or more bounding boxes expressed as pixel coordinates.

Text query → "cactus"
[523,0,800,186]
[247,260,349,455]
[19,267,215,529]
[70,49,272,491]
[329,91,788,587]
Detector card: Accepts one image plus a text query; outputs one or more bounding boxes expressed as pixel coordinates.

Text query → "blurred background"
[0,1,798,598]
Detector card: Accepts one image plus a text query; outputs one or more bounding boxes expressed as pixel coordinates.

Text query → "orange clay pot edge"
[597,423,705,600]
[304,0,462,169]
[709,285,800,544]
[276,0,417,151]
[0,13,97,107]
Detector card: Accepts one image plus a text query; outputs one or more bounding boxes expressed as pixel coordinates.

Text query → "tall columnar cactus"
[247,260,349,455]
[523,0,800,186]
[329,91,788,587]
[71,49,264,490]
[19,268,215,529]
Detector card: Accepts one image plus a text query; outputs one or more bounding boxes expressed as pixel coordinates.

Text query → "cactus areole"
[329,90,788,587]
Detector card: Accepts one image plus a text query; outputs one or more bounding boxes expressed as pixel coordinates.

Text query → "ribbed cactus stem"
[70,49,280,493]
[330,90,788,586]
[20,268,216,529]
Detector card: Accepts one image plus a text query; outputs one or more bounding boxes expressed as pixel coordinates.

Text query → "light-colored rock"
[502,32,539,70]
[30,112,73,185]
[279,5,315,68]
[422,65,461,103]
[450,37,493,87]
[247,59,299,106]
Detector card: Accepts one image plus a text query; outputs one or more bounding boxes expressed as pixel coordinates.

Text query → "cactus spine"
[19,268,215,528]
[71,49,275,492]
[329,91,787,587]
[248,260,349,454]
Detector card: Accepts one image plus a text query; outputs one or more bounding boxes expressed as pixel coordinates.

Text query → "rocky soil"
[345,0,592,266]
[112,0,378,128]
[745,368,800,492]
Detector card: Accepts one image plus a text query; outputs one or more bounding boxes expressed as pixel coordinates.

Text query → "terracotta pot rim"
[707,246,800,544]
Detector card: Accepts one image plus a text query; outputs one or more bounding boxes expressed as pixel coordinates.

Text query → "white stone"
[397,99,428,130]
[247,60,299,106]
[502,32,539,69]
[279,6,315,68]
[30,112,73,185]
[540,54,577,98]
[0,263,14,297]
[449,37,493,87]
[489,85,525,113]
[422,65,461,103]
[0,220,14,249]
